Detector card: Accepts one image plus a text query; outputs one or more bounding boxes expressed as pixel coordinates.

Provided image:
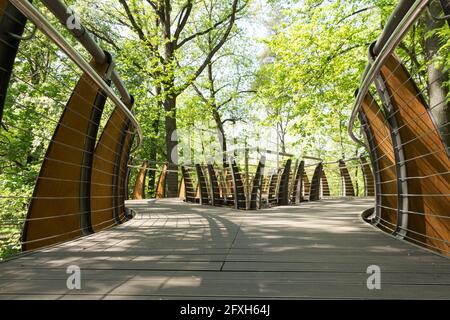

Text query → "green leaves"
[253,0,385,160]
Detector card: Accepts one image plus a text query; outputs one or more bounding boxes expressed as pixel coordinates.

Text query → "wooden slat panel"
[321,170,331,197]
[90,102,132,232]
[207,164,223,206]
[309,163,322,201]
[361,94,398,233]
[196,164,209,205]
[221,168,235,207]
[178,176,185,199]
[133,161,148,200]
[278,159,292,205]
[290,161,304,204]
[249,157,265,210]
[229,159,246,210]
[338,160,355,197]
[268,172,280,204]
[155,164,167,199]
[360,156,375,197]
[116,131,134,223]
[380,54,450,255]
[181,166,196,203]
[22,58,112,251]
[302,172,310,201]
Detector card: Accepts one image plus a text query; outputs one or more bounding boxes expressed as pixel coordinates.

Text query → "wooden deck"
[1,198,449,299]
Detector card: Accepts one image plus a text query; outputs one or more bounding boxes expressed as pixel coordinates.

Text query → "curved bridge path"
[1,198,449,299]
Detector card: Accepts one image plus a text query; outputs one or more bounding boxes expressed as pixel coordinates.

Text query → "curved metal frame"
[370,47,409,239]
[358,109,382,225]
[349,0,430,145]
[0,0,28,122]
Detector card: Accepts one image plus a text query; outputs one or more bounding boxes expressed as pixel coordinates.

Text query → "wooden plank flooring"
[1,198,450,299]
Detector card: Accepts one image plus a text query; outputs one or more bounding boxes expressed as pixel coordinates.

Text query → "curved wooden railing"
[128,153,374,213]
[349,0,450,256]
[0,1,141,255]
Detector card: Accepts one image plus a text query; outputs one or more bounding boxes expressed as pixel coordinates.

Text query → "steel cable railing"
[0,1,141,260]
[349,0,450,256]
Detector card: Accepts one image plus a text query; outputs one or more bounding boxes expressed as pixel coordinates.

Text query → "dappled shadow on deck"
[1,198,450,299]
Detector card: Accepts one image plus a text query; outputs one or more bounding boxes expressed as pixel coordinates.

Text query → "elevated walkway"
[1,198,449,299]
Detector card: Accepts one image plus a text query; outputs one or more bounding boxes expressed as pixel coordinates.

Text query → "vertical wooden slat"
[22,57,112,251]
[321,170,331,197]
[229,159,246,210]
[339,160,355,197]
[181,166,196,203]
[116,132,134,223]
[361,93,398,234]
[359,156,375,197]
[309,163,323,201]
[249,156,265,210]
[207,163,222,206]
[90,98,133,232]
[379,54,450,254]
[291,160,305,204]
[196,164,209,205]
[268,171,280,204]
[155,164,167,199]
[303,171,311,201]
[278,159,292,205]
[133,160,148,200]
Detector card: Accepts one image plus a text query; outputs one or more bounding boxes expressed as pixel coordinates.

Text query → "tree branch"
[175,1,246,49]
[192,82,209,104]
[337,6,377,24]
[176,0,244,95]
[173,0,193,42]
[118,0,146,41]
[86,25,121,51]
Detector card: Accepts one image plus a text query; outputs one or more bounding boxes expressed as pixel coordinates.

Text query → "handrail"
[9,0,143,149]
[40,0,133,105]
[348,0,429,146]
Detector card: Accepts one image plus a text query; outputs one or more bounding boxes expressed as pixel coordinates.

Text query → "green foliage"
[253,0,388,161]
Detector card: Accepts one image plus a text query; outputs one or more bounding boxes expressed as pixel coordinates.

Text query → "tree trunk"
[212,108,228,166]
[164,96,179,197]
[424,2,450,148]
[147,116,160,197]
[278,123,286,154]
